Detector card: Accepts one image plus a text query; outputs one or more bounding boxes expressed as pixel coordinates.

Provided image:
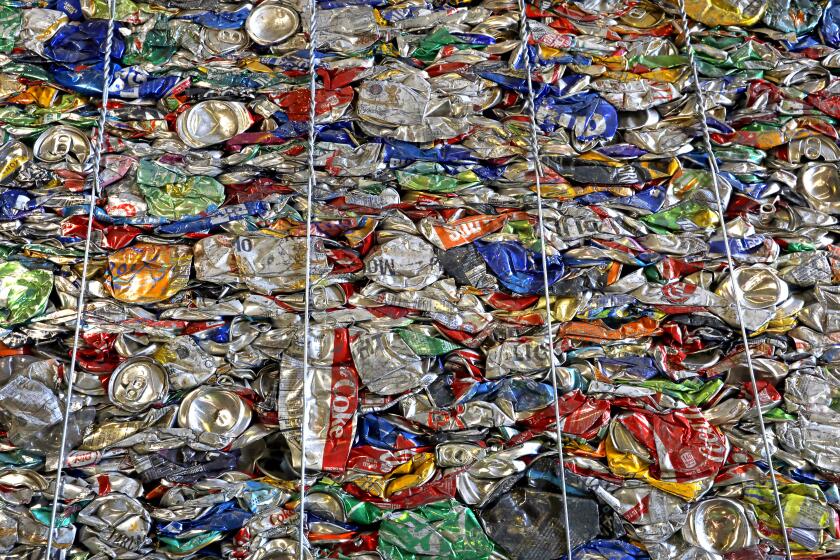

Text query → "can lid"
[33,125,91,167]
[177,385,252,440]
[683,498,757,553]
[797,162,840,214]
[176,100,252,149]
[203,28,251,55]
[618,2,664,28]
[245,2,299,46]
[107,357,169,413]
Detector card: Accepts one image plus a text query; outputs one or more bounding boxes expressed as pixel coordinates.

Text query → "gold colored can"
[352,452,436,498]
[0,140,31,185]
[106,243,192,303]
[619,1,664,28]
[684,0,765,27]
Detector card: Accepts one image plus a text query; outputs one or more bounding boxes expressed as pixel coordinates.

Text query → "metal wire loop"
[44,0,118,558]
[515,3,574,558]
[295,0,320,558]
[673,2,793,558]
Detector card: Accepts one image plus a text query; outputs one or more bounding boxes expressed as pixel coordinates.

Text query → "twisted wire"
[295,1,319,558]
[516,3,573,558]
[674,3,792,558]
[44,1,118,558]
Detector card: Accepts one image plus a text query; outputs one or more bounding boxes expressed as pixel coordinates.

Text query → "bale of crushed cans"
[4,0,840,557]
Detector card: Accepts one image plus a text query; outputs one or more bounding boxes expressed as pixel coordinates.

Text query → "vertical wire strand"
[44,2,117,559]
[295,0,318,558]
[515,2,573,558]
[673,3,793,558]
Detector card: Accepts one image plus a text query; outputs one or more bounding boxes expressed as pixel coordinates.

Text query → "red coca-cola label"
[617,407,728,482]
[320,328,359,473]
[346,445,430,474]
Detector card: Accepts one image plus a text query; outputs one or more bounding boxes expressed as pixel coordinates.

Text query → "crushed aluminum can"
[106,242,192,304]
[107,357,170,413]
[245,2,299,46]
[195,234,332,294]
[0,140,32,185]
[350,330,433,395]
[276,328,360,472]
[796,162,840,214]
[480,488,600,560]
[682,498,758,554]
[7,0,840,557]
[32,125,91,170]
[714,265,789,310]
[176,100,253,149]
[177,386,252,446]
[435,441,486,468]
[76,494,152,553]
[204,28,251,56]
[363,235,443,291]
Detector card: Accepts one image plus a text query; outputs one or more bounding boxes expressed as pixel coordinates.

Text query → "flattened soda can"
[0,261,53,327]
[32,125,91,170]
[107,357,169,413]
[245,2,299,46]
[106,242,192,303]
[682,498,758,554]
[177,385,252,445]
[0,140,31,185]
[176,101,253,149]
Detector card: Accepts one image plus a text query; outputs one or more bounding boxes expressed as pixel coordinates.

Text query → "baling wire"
[516,3,573,558]
[44,0,118,558]
[674,2,793,558]
[295,1,319,559]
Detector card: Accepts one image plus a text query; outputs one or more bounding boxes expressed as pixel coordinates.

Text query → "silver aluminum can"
[681,498,757,554]
[350,330,431,395]
[76,494,152,552]
[176,100,252,149]
[32,125,91,169]
[177,386,252,443]
[204,27,251,55]
[245,2,299,46]
[436,441,486,468]
[363,235,443,291]
[715,265,789,310]
[107,357,170,413]
[797,162,840,214]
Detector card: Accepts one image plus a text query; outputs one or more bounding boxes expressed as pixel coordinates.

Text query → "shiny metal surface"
[245,2,299,45]
[798,162,840,214]
[177,385,252,440]
[682,498,757,554]
[32,125,91,168]
[108,357,169,412]
[176,100,252,149]
[204,28,251,55]
[716,265,789,310]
